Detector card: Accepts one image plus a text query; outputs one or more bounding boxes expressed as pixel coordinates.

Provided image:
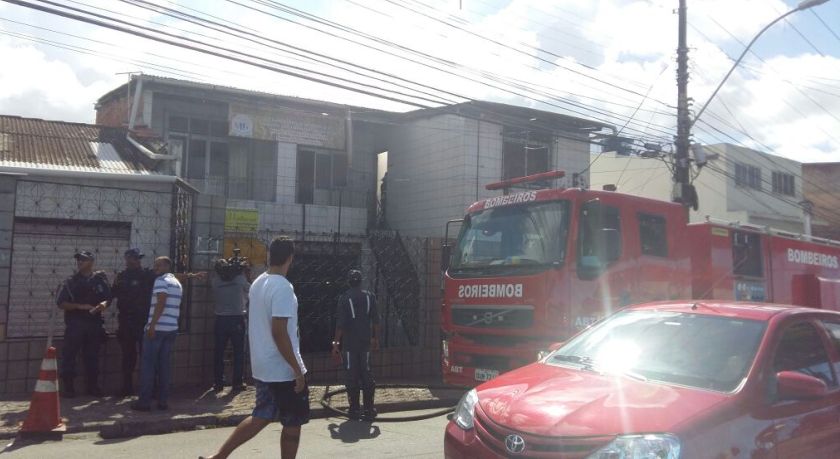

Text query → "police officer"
[331,269,380,421]
[109,248,206,396]
[57,251,111,398]
[108,248,156,396]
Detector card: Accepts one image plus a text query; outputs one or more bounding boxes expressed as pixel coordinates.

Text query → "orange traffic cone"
[19,346,66,438]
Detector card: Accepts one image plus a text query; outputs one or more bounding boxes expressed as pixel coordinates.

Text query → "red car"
[444,301,840,458]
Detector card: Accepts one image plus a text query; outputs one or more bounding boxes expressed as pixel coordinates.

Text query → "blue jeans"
[138,330,177,406]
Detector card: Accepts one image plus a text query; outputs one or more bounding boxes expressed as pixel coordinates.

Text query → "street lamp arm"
[690,8,798,128]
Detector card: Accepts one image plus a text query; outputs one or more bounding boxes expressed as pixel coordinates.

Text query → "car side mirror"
[777,371,828,400]
[441,244,452,272]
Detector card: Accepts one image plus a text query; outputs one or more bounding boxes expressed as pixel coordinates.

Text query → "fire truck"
[440,170,840,386]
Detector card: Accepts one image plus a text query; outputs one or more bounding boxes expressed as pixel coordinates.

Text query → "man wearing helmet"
[331,269,380,421]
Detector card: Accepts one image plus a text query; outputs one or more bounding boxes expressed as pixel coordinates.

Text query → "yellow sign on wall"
[225,208,259,233]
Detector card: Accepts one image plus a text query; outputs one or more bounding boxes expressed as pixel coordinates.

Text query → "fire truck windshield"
[450,200,569,276]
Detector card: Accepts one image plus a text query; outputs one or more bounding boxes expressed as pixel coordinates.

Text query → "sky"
[0,0,838,164]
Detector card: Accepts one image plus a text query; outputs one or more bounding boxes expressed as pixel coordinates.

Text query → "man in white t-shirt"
[202,237,308,459]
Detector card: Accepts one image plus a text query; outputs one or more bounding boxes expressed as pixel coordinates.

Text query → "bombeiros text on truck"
[439,170,840,387]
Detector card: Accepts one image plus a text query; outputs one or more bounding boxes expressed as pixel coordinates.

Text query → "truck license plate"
[475,368,499,381]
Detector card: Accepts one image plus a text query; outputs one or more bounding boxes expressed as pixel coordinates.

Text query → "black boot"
[362,389,377,422]
[347,388,361,420]
[61,379,76,399]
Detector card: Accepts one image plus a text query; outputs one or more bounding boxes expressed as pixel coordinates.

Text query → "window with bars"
[167,115,277,202]
[296,148,348,205]
[734,162,762,190]
[501,128,551,180]
[772,171,795,196]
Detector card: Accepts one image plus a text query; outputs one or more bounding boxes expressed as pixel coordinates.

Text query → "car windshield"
[548,310,767,392]
[450,201,569,275]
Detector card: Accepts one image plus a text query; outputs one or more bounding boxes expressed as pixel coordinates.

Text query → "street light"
[691,0,831,127]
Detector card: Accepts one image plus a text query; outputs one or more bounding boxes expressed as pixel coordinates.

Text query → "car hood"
[476,363,730,437]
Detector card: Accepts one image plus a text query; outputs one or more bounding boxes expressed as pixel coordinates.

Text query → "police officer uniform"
[333,270,379,420]
[111,248,157,395]
[57,251,111,398]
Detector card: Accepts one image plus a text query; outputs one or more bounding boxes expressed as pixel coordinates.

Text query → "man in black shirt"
[331,269,380,421]
[109,248,205,396]
[56,251,111,398]
[109,248,156,396]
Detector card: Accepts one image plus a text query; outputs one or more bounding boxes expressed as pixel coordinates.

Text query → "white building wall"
[388,114,594,238]
[713,144,804,233]
[387,115,473,238]
[554,135,591,187]
[590,145,805,232]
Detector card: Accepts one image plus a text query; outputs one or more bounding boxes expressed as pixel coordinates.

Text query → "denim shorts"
[252,379,310,426]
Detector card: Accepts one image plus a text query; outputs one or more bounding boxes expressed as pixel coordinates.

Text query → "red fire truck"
[440,170,840,386]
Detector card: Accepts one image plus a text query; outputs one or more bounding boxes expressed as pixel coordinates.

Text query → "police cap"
[74,251,95,261]
[124,248,145,259]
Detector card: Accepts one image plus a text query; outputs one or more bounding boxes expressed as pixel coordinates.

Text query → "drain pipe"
[126,74,178,161]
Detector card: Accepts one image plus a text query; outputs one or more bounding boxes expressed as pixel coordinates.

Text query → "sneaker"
[347,408,361,421]
[130,402,151,412]
[231,384,247,393]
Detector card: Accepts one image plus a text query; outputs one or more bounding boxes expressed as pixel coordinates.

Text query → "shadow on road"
[327,420,381,443]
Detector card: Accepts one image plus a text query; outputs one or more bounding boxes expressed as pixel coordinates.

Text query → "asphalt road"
[1,409,450,458]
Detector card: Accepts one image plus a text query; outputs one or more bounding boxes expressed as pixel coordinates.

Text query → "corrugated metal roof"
[0,115,157,175]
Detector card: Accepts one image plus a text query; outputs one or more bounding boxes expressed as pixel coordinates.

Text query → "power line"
[811,10,840,45]
[223,0,675,143]
[382,0,669,103]
[1,0,440,108]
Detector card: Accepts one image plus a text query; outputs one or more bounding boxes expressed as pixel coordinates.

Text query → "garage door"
[7,218,130,338]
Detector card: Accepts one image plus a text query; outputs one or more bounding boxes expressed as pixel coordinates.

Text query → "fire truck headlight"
[587,434,681,459]
[453,389,478,430]
[442,339,449,359]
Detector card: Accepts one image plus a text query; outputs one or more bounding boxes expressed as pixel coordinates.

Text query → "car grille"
[474,406,612,458]
[451,305,534,329]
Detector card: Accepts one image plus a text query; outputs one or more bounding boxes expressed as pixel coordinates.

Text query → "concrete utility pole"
[675,0,831,210]
[673,0,693,208]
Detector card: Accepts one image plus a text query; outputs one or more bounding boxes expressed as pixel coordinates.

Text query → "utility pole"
[673,0,693,208]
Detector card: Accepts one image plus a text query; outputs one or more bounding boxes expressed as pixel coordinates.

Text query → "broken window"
[502,128,551,180]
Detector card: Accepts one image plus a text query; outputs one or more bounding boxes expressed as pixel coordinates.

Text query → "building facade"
[590,143,807,233]
[385,102,606,237]
[803,162,840,241]
[0,115,193,394]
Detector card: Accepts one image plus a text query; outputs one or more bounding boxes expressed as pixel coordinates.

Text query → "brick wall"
[96,96,129,128]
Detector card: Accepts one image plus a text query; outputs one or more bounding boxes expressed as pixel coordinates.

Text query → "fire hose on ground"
[319,384,457,422]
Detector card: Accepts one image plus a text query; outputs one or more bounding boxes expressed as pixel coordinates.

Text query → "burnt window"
[638,213,668,257]
[732,231,763,277]
[169,115,276,201]
[501,129,551,180]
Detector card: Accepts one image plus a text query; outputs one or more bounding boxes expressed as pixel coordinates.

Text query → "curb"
[0,398,459,440]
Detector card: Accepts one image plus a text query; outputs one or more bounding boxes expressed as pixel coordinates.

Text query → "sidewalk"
[0,383,463,440]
